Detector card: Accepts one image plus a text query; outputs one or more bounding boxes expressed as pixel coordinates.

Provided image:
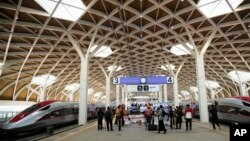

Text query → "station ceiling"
[0,0,250,102]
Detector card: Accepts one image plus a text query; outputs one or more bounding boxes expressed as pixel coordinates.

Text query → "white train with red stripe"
[1,100,101,133]
[180,96,250,124]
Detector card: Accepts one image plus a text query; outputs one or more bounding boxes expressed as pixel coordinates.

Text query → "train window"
[242,101,250,107]
[40,105,50,111]
[239,109,250,116]
[218,105,240,114]
[227,106,240,114]
[22,103,39,114]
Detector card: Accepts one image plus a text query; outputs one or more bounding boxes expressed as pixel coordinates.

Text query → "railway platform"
[40,119,229,141]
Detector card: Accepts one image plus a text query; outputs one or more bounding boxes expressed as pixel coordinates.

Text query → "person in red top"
[185,104,193,131]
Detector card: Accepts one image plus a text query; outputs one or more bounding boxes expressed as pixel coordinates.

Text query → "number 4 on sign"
[167,77,174,83]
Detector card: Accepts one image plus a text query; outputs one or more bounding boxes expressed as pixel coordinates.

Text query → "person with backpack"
[97,108,104,130]
[105,107,113,131]
[158,105,167,134]
[185,104,193,131]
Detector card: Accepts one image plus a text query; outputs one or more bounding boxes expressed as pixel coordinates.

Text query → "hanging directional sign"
[128,85,159,92]
[112,76,174,85]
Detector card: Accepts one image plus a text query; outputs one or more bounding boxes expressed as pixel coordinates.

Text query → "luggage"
[147,125,158,131]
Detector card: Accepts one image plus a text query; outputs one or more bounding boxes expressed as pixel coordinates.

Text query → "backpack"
[115,109,121,118]
[161,110,167,117]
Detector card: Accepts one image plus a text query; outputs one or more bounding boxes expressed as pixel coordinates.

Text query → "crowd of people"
[96,102,220,133]
[96,104,129,131]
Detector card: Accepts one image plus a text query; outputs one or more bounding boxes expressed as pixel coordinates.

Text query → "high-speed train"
[1,100,103,133]
[179,96,250,124]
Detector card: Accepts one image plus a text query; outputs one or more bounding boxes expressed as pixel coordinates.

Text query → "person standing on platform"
[105,107,113,131]
[185,104,193,131]
[168,106,174,129]
[209,104,221,130]
[176,106,183,129]
[115,105,122,131]
[158,105,167,134]
[145,106,152,126]
[97,108,104,130]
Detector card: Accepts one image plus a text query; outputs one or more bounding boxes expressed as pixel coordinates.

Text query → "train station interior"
[0,0,250,140]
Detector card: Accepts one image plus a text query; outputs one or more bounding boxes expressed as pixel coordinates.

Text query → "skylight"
[160,64,176,71]
[107,65,122,72]
[65,83,79,92]
[170,43,193,56]
[35,0,86,21]
[206,80,220,89]
[228,70,250,83]
[31,74,56,87]
[90,45,113,58]
[197,0,244,18]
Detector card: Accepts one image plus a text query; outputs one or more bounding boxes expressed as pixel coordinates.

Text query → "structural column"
[159,85,162,102]
[79,58,89,125]
[173,75,179,106]
[69,92,74,101]
[116,85,120,107]
[39,87,45,102]
[122,86,125,104]
[124,85,128,110]
[195,54,209,122]
[239,82,248,96]
[163,84,168,102]
[106,76,111,109]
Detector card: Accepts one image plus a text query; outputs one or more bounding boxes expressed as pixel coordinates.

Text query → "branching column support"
[163,59,186,107]
[67,28,98,126]
[185,25,216,123]
[97,58,118,109]
[239,82,249,96]
[163,84,168,102]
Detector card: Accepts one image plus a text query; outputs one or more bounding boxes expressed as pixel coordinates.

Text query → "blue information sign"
[112,76,174,85]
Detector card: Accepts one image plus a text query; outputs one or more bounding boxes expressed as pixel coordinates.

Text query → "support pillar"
[173,75,179,106]
[239,82,248,96]
[116,85,120,107]
[106,76,111,109]
[79,58,89,125]
[195,55,209,122]
[159,85,162,102]
[163,84,168,102]
[69,92,74,101]
[124,85,128,110]
[122,86,125,104]
[39,87,45,102]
